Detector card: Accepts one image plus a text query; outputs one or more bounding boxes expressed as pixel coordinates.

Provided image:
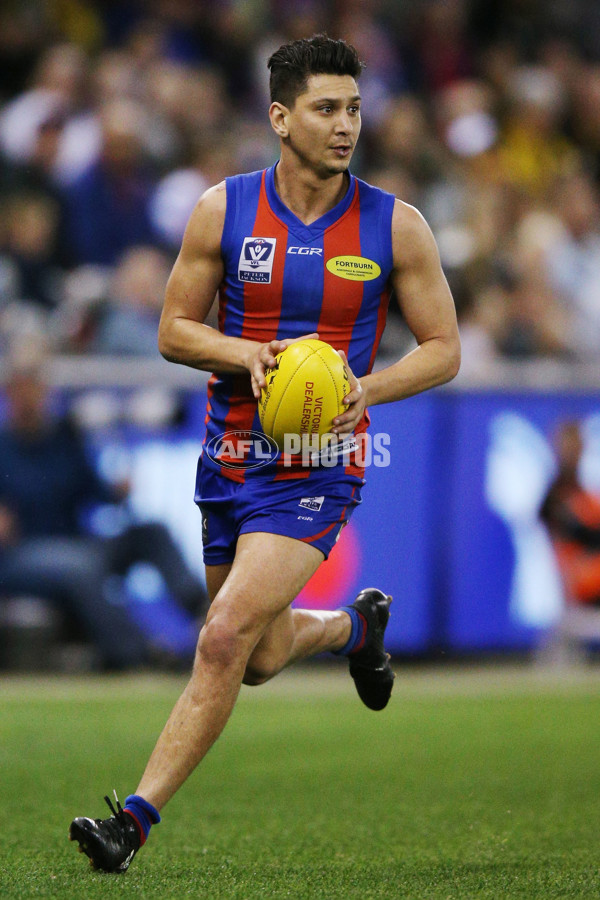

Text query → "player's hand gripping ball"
[258,339,350,449]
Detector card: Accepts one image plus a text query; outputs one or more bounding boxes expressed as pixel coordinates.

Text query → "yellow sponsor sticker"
[326,255,382,281]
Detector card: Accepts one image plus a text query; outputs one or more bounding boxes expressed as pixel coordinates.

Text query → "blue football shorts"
[195,461,363,565]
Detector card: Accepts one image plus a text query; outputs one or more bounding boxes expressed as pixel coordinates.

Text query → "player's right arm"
[158,182,255,375]
[158,183,313,391]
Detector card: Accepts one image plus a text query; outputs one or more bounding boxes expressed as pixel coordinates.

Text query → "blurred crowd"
[1,0,600,373]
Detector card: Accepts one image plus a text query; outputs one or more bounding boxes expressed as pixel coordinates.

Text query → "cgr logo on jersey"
[238,237,276,283]
[326,255,381,281]
[287,246,323,256]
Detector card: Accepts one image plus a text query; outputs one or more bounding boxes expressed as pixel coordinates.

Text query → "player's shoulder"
[182,169,267,252]
[353,173,396,207]
[351,175,435,259]
[353,173,427,234]
[391,198,436,254]
[195,180,227,215]
[381,198,441,273]
[180,181,227,252]
[193,167,265,217]
[391,197,429,231]
[225,168,265,188]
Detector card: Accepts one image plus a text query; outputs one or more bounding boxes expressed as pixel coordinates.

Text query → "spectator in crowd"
[474,262,571,361]
[545,170,600,360]
[2,2,600,365]
[569,62,600,180]
[368,94,446,193]
[0,107,65,201]
[143,60,229,169]
[0,190,69,358]
[59,98,156,266]
[0,191,65,313]
[497,65,578,200]
[0,42,99,188]
[335,0,406,132]
[413,0,475,93]
[92,245,172,356]
[541,420,600,607]
[0,345,208,670]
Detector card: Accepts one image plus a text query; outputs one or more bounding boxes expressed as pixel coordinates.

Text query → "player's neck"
[274,159,349,226]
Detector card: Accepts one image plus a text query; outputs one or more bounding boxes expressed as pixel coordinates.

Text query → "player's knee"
[196,614,253,670]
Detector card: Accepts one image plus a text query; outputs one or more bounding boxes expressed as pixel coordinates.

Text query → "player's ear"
[269,102,290,138]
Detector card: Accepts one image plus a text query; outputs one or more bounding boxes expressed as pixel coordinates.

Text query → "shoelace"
[104,790,124,820]
[95,791,133,841]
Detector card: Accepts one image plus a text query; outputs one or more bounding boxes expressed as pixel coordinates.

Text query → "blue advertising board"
[444,392,600,652]
[13,382,600,656]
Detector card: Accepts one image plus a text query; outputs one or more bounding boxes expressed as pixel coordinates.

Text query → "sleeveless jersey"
[202,163,395,483]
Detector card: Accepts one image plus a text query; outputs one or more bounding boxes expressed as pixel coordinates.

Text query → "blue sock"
[334,606,368,656]
[124,794,161,846]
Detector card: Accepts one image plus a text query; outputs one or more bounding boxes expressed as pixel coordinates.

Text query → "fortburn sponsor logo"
[325,255,382,281]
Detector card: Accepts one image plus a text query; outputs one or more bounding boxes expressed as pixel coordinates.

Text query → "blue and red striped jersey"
[203,164,395,482]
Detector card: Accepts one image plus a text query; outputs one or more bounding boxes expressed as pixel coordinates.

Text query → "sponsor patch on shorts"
[298,496,324,512]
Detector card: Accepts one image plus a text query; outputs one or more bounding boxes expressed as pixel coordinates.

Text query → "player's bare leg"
[68,533,391,872]
[244,578,395,710]
[243,605,351,684]
[205,552,353,687]
[133,532,327,811]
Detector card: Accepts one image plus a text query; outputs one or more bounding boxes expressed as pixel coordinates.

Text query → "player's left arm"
[333,199,460,433]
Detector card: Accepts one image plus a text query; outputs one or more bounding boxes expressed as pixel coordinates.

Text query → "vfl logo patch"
[239,237,276,283]
[326,255,381,281]
[299,496,325,512]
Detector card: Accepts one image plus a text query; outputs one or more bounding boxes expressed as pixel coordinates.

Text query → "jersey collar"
[265,163,356,240]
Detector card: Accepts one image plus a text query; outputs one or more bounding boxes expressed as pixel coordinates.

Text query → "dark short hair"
[268,34,364,108]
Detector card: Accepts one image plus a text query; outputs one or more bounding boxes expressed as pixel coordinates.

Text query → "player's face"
[281,74,361,178]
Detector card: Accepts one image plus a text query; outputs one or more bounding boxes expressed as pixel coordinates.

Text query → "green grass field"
[1,663,600,899]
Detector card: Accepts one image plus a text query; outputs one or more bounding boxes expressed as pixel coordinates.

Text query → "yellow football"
[258,339,350,449]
